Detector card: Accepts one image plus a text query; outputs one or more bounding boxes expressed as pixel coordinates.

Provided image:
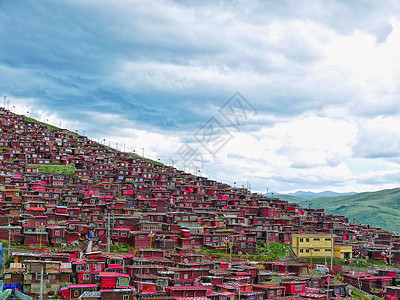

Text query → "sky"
[1,0,400,194]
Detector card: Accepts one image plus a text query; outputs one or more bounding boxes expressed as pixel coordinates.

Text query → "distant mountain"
[274,194,304,203]
[285,190,356,199]
[278,188,400,233]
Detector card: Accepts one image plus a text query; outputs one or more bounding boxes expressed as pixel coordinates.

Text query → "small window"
[299,238,304,242]
[295,285,303,291]
[313,238,320,241]
[306,238,309,242]
[93,264,102,271]
[123,295,129,300]
[300,249,304,253]
[306,249,309,253]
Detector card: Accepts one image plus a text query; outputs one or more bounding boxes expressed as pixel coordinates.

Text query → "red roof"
[98,272,129,278]
[168,286,210,290]
[360,276,394,281]
[67,284,97,288]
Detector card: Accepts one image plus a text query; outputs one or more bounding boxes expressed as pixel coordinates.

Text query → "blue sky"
[2,0,400,194]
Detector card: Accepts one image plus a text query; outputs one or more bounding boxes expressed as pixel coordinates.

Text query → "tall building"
[291,233,334,258]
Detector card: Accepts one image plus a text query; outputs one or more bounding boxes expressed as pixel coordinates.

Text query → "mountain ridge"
[284,190,356,199]
[278,187,400,233]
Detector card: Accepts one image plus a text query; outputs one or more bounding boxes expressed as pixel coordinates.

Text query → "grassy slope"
[280,188,400,233]
[24,116,61,131]
[29,164,77,174]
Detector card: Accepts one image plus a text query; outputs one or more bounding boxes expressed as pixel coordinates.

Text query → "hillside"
[1,109,391,300]
[282,188,400,233]
[0,107,396,244]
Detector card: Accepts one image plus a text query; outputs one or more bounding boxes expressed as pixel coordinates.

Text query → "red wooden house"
[166,286,209,298]
[59,284,98,299]
[98,272,130,289]
[131,232,152,248]
[280,281,306,294]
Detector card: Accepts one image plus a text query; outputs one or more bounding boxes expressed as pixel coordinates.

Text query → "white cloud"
[2,1,400,194]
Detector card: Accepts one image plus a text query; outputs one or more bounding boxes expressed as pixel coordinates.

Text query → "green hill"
[278,188,400,234]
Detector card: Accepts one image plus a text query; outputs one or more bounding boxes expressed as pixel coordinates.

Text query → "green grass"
[24,116,61,131]
[130,153,165,166]
[278,187,400,233]
[111,243,136,253]
[257,242,289,259]
[29,164,76,174]
[200,244,279,262]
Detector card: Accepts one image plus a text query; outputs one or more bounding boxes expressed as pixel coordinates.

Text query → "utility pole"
[3,96,6,108]
[8,223,11,257]
[326,273,330,300]
[330,231,333,271]
[142,148,144,157]
[39,267,44,300]
[107,211,111,252]
[229,239,232,268]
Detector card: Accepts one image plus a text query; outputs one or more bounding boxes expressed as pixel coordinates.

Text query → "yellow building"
[291,234,334,258]
[334,245,352,259]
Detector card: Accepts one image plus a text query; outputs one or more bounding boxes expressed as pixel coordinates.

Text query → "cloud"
[352,116,400,159]
[1,0,400,193]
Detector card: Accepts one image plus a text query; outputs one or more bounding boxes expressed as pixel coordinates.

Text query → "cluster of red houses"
[0,107,400,299]
[5,247,348,299]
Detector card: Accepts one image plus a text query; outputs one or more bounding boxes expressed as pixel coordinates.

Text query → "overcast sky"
[2,0,400,194]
